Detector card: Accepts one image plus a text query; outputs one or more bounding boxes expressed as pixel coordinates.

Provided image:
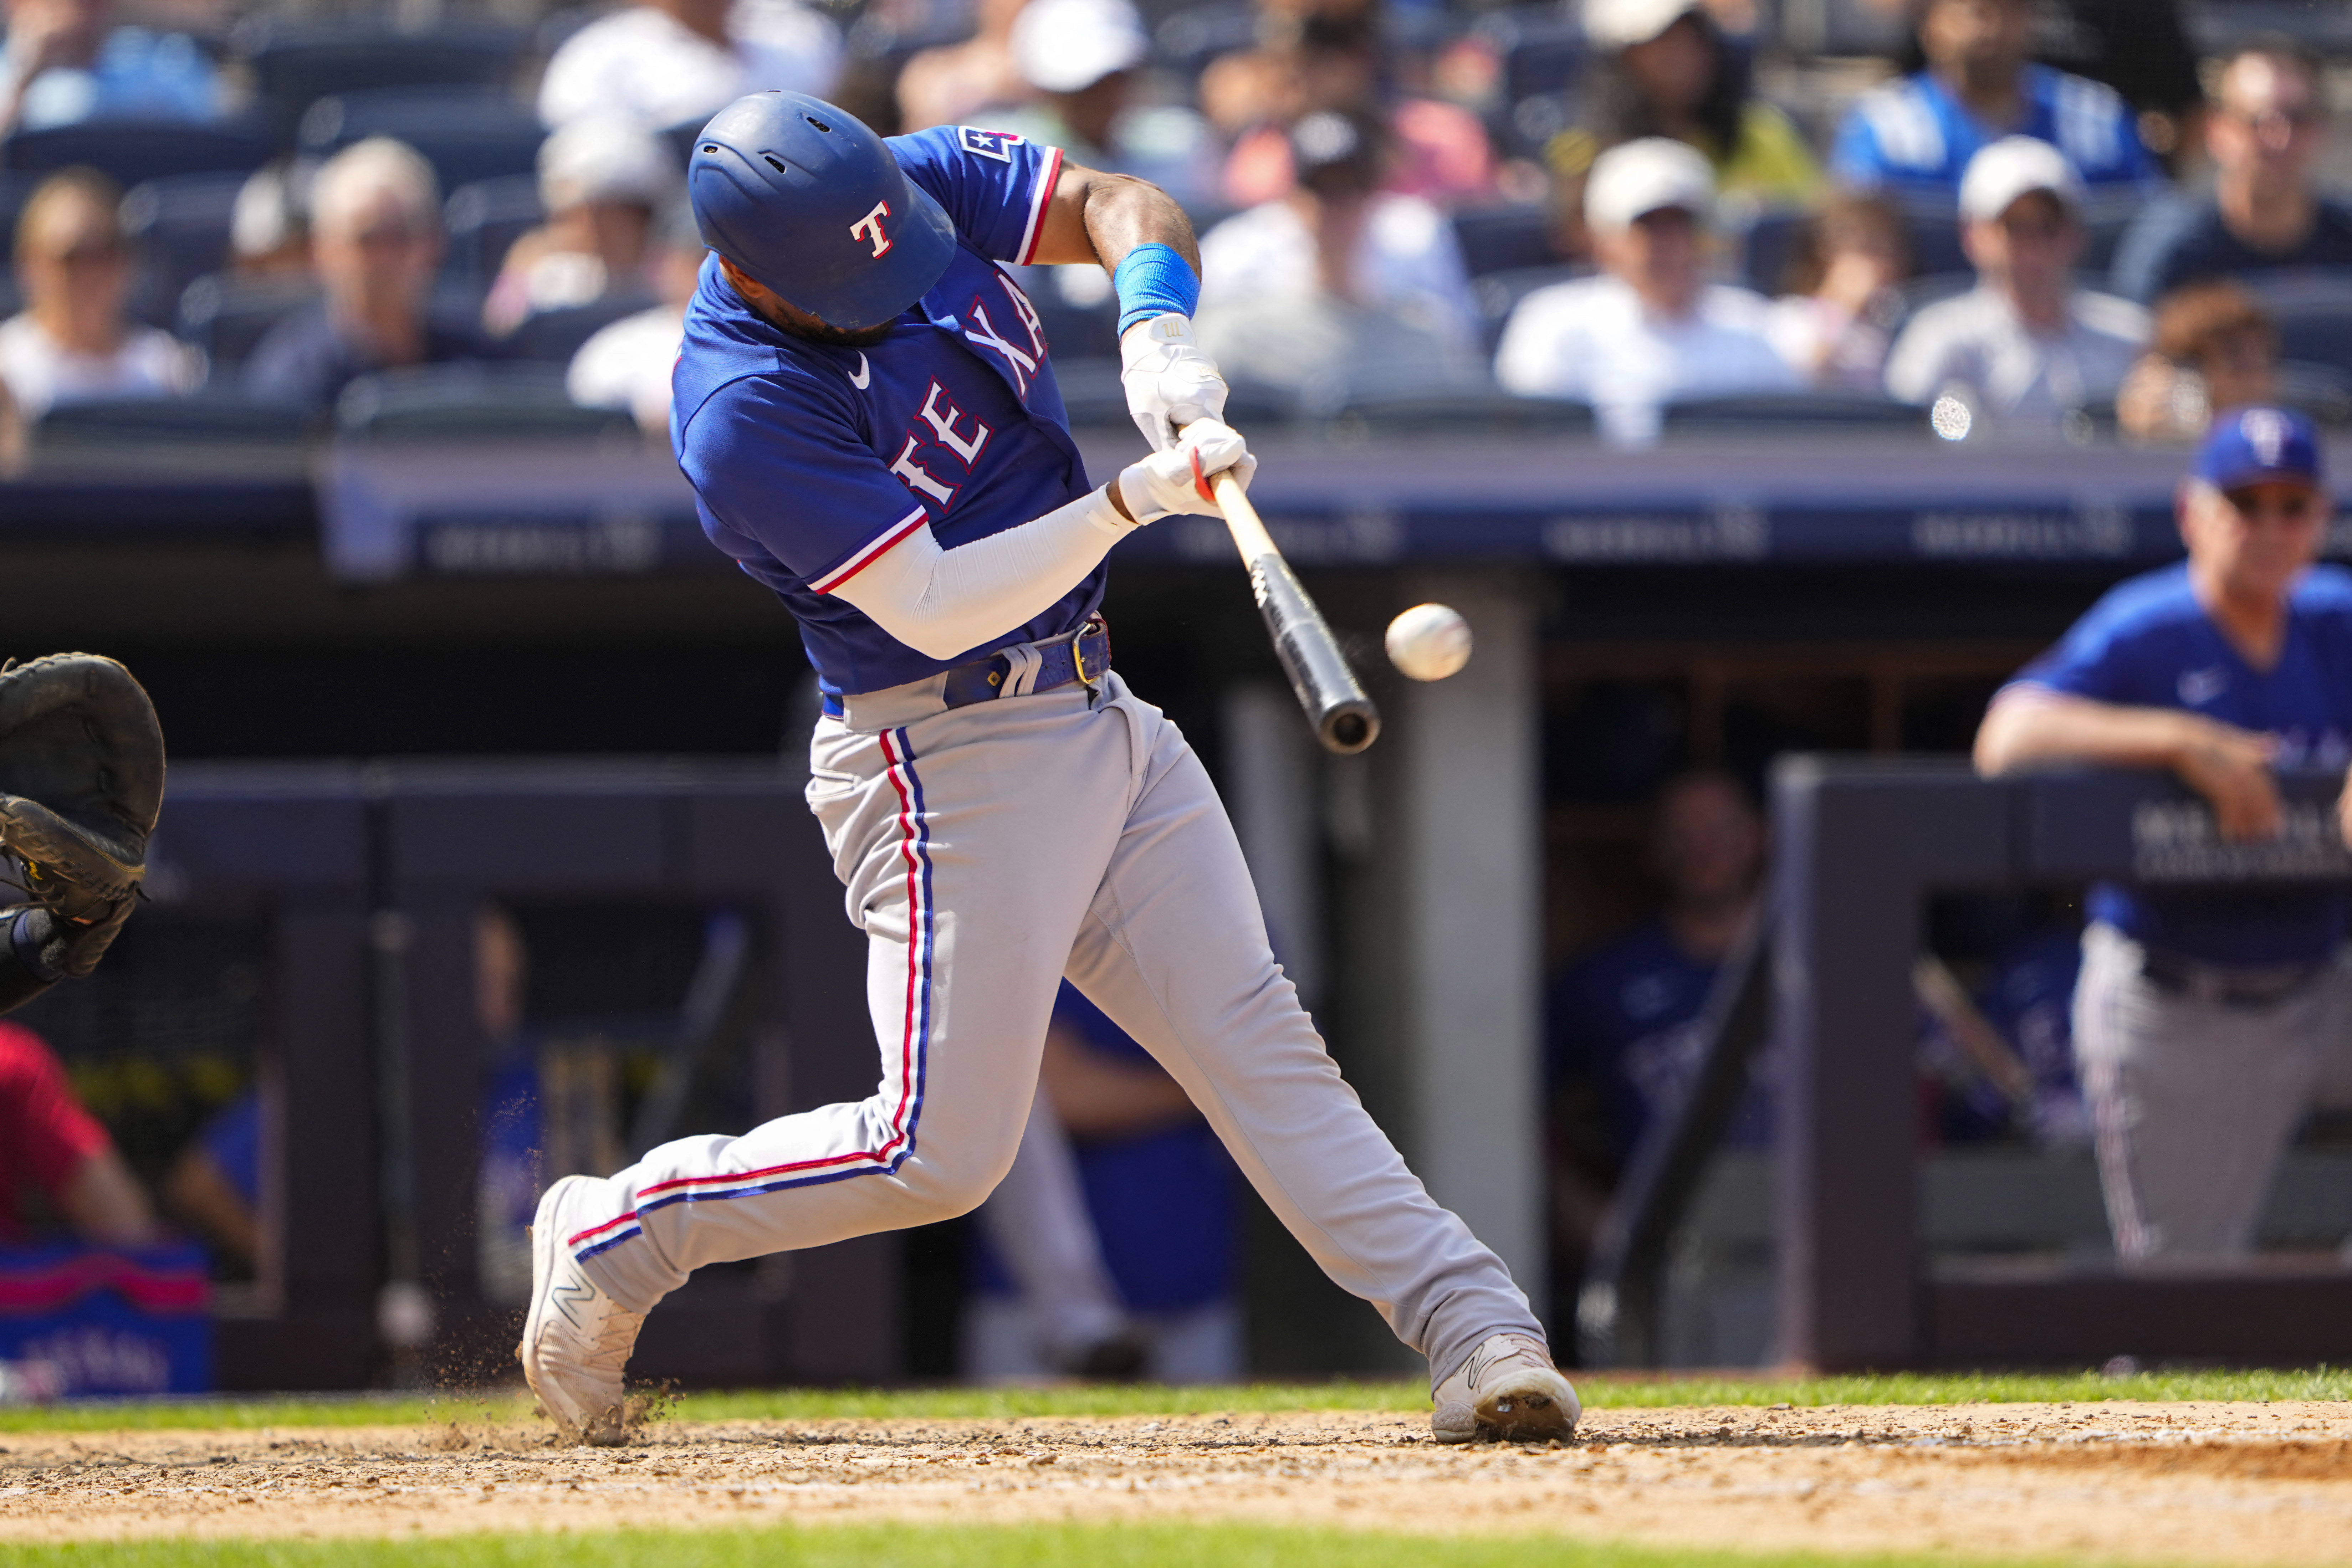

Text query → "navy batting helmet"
[689,91,956,330]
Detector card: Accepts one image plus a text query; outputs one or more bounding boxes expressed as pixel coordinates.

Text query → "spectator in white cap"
[537,0,840,134]
[1886,135,2147,434]
[485,117,679,337]
[1556,0,1821,212]
[982,0,1215,210]
[1496,137,1796,445]
[1196,109,1483,399]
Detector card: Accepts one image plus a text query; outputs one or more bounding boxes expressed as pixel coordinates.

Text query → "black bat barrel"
[1249,553,1381,755]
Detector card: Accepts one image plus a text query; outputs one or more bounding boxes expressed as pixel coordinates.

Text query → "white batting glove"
[1115,417,1256,524]
[1120,314,1229,452]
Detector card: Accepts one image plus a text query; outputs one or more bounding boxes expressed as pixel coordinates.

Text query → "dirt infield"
[4,1400,2351,1563]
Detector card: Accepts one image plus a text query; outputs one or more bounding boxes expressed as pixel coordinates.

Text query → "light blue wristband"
[1112,244,1201,336]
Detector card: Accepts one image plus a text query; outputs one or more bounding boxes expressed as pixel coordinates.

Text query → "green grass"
[0,1522,2208,1568]
[2,1366,2345,1436]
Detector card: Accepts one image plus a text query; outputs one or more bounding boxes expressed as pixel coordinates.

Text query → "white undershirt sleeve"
[823,486,1136,661]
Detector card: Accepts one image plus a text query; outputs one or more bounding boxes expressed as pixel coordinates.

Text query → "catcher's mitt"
[0,654,164,978]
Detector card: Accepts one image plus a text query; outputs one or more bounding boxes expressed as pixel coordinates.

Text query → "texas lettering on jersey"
[883,270,1051,513]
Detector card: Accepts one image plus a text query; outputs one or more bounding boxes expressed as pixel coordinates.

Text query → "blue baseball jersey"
[1830,65,2157,200]
[1545,918,1768,1162]
[2010,562,2352,965]
[672,125,1096,697]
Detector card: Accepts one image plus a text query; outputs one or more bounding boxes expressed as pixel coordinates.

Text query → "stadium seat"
[2278,360,2352,425]
[2185,0,2352,56]
[1326,388,1595,438]
[0,119,273,186]
[31,395,318,454]
[177,273,323,368]
[236,19,526,137]
[301,88,545,196]
[502,293,660,364]
[1779,0,1909,56]
[2258,299,2352,378]
[337,363,641,440]
[122,173,246,328]
[1453,205,1558,279]
[1662,391,1929,433]
[1473,262,1586,350]
[1892,201,1968,278]
[1479,6,1585,104]
[1736,208,1810,295]
[444,175,544,291]
[1153,3,1258,79]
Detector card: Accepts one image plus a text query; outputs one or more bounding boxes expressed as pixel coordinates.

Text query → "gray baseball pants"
[569,670,1540,1385]
[2073,922,2352,1260]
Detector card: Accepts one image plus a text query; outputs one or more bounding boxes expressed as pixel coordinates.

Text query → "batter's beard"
[763,308,896,349]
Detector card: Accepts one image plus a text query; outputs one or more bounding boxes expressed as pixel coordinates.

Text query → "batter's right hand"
[1115,419,1256,524]
[2175,718,2282,841]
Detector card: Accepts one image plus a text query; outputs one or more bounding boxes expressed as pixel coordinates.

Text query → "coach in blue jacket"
[1975,407,2352,1260]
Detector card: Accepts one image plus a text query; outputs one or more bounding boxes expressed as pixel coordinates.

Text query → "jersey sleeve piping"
[1015,146,1065,266]
[809,504,930,593]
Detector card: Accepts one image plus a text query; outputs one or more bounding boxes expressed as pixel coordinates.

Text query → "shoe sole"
[518,1175,625,1445]
[1435,1371,1583,1444]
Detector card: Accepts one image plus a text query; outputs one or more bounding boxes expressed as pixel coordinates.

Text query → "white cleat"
[1431,1332,1581,1444]
[518,1175,645,1445]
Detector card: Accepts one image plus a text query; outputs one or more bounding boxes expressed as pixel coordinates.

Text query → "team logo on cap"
[850,200,894,258]
[2241,407,2291,465]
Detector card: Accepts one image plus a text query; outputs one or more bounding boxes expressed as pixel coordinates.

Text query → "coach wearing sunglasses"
[2113,37,2352,306]
[1975,407,2352,1262]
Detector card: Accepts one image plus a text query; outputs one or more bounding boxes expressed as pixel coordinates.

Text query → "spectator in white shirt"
[1196,110,1483,402]
[537,0,841,134]
[567,202,706,434]
[486,117,678,337]
[0,168,199,420]
[1885,136,2148,436]
[1495,137,1797,445]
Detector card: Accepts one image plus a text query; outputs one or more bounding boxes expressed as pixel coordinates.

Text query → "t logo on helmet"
[850,201,893,258]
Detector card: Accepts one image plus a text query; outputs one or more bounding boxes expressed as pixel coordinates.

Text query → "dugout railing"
[1579,758,2352,1372]
[149,759,891,1391]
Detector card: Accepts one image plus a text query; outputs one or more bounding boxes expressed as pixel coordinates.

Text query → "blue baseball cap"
[2193,405,2323,492]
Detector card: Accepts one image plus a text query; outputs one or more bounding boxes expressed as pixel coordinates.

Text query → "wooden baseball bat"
[1211,469,1381,755]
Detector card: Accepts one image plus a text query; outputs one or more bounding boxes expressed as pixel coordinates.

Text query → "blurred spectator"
[1195,110,1483,400]
[1551,0,1822,214]
[228,158,314,281]
[1975,407,2352,1260]
[0,1021,155,1245]
[1545,771,1766,1277]
[163,1092,259,1270]
[0,168,200,420]
[1205,0,1494,209]
[897,0,1027,133]
[2029,0,2203,168]
[538,0,841,134]
[244,138,491,413]
[1831,0,2157,201]
[1885,137,2146,434]
[967,985,1241,1383]
[1496,138,1797,445]
[1765,193,1911,390]
[485,118,675,338]
[2111,40,2352,308]
[983,0,1215,210]
[0,0,219,135]
[567,201,706,434]
[2116,281,2279,446]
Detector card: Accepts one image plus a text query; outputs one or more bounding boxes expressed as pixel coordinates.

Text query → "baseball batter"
[517,91,1576,1445]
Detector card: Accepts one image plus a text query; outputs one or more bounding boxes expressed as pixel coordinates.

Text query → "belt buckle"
[1070,617,1105,689]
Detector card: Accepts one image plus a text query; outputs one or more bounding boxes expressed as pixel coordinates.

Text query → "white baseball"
[1385,603,1472,681]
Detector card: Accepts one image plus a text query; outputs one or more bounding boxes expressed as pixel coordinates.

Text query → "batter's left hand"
[1120,314,1228,452]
